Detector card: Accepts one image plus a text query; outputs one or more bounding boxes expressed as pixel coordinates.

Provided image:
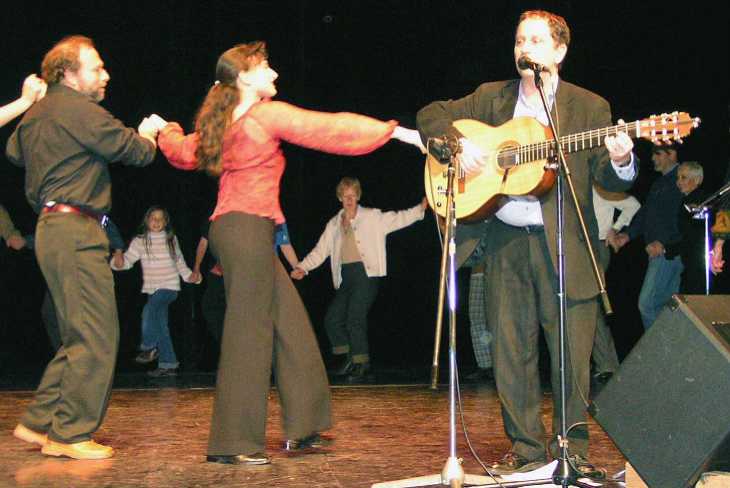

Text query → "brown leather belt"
[41,202,109,227]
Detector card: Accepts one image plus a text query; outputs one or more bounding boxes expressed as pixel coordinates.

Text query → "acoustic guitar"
[424,112,700,222]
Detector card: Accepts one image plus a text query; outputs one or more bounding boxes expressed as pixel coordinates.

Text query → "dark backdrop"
[1,1,728,378]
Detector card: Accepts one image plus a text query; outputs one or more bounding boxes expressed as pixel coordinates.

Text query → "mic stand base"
[372,151,494,488]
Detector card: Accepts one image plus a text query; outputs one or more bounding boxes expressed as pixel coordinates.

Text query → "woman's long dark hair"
[138,206,177,260]
[194,41,268,177]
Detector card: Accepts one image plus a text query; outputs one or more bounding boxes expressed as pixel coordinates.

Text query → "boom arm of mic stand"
[695,180,730,210]
[533,71,612,316]
[430,153,458,390]
[563,173,613,315]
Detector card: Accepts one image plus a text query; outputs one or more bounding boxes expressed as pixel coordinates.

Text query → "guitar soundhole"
[497,145,519,170]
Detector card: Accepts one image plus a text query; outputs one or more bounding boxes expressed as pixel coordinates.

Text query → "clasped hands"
[608,232,666,259]
[137,114,168,144]
[21,74,47,104]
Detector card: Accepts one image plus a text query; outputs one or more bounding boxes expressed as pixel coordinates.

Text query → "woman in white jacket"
[292,177,427,381]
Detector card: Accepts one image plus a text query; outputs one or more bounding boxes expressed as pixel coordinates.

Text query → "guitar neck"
[518,121,642,164]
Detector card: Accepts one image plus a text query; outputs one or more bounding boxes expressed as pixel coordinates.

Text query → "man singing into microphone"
[417,10,637,476]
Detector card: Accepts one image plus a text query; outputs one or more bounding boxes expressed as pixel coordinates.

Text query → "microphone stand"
[685,180,730,294]
[536,69,607,488]
[685,205,712,295]
[501,69,610,488]
[372,139,500,488]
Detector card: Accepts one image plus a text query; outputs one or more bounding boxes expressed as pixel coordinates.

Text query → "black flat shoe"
[346,362,374,383]
[206,452,271,465]
[283,433,332,452]
[592,371,613,384]
[134,348,159,364]
[463,367,494,382]
[329,357,354,376]
[147,367,178,378]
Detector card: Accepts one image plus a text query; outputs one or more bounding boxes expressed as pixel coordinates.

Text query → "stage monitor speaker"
[590,294,730,488]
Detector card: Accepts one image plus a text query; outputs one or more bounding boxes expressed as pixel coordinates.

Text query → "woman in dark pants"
[292,177,426,382]
[156,41,423,465]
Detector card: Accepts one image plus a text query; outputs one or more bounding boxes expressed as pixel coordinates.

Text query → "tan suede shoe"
[13,424,47,446]
[41,439,114,460]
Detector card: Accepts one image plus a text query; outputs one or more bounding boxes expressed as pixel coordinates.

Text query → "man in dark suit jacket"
[417,10,637,476]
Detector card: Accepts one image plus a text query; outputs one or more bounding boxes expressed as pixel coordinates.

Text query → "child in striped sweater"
[112,206,201,377]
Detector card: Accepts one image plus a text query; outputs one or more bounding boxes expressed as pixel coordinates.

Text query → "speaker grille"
[591,295,730,488]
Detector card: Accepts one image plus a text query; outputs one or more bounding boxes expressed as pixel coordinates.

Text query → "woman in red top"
[157,41,422,465]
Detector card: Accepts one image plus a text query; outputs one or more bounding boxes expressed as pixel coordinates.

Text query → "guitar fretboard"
[511,121,642,164]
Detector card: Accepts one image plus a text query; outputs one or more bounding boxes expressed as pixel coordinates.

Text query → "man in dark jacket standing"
[614,144,684,329]
[417,10,637,476]
[6,35,158,460]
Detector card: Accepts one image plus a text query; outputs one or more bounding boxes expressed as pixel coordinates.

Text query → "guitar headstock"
[638,111,701,145]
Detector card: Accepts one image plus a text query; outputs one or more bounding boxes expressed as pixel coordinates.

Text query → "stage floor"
[0,383,625,487]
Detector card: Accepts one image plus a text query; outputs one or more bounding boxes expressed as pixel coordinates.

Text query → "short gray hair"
[678,161,703,184]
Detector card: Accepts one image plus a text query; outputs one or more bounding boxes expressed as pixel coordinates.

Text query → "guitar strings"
[494,116,692,165]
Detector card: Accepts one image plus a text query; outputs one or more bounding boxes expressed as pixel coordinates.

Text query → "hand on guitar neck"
[604,119,633,165]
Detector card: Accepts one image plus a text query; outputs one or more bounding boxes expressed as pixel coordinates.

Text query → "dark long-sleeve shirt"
[665,187,708,293]
[627,165,683,245]
[6,84,156,214]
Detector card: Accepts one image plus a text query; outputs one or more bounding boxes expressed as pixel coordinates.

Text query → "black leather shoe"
[328,356,353,376]
[571,454,606,480]
[346,362,373,383]
[592,371,613,384]
[206,452,271,465]
[147,367,178,378]
[464,367,494,382]
[489,452,547,475]
[283,433,332,451]
[134,348,159,364]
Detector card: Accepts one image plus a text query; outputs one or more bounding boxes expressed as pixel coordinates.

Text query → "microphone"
[517,56,549,73]
[428,135,461,162]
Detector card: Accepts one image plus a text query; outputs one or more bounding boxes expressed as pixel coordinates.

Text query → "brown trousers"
[207,212,331,455]
[592,243,619,373]
[484,220,597,461]
[22,213,118,443]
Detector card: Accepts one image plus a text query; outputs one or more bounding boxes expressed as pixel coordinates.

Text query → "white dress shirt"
[495,77,636,227]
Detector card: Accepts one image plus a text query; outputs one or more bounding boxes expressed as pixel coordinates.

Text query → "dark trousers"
[591,243,619,373]
[201,272,225,343]
[22,213,118,443]
[207,212,331,455]
[484,221,597,461]
[324,262,379,364]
